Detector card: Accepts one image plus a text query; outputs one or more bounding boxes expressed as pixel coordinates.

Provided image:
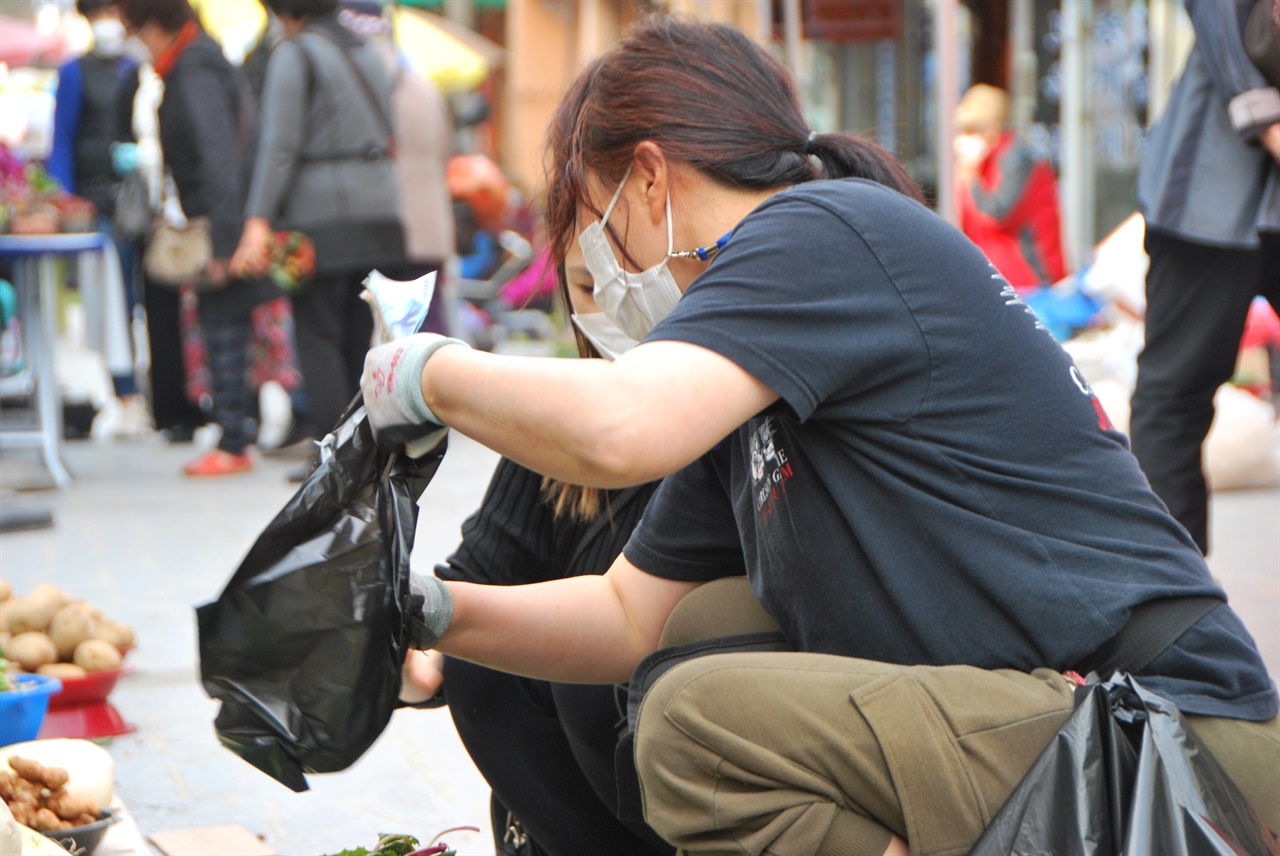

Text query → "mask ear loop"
[664,192,675,257]
[600,165,633,227]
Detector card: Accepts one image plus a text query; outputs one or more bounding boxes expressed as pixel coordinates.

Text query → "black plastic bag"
[196,397,446,792]
[971,673,1279,856]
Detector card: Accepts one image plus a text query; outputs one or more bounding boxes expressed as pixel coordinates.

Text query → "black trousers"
[444,657,674,856]
[142,278,206,433]
[289,270,376,437]
[1130,229,1280,554]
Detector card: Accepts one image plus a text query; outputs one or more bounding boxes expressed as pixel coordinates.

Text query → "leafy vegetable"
[323,833,417,856]
[324,828,480,856]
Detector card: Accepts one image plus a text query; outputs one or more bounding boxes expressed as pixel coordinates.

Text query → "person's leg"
[636,655,1077,856]
[445,657,671,856]
[142,280,205,436]
[658,577,782,648]
[198,308,252,457]
[291,273,357,435]
[490,793,548,856]
[340,270,377,396]
[1130,230,1261,553]
[553,682,676,855]
[1185,713,1280,834]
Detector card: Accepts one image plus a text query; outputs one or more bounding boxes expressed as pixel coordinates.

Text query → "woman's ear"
[632,141,669,227]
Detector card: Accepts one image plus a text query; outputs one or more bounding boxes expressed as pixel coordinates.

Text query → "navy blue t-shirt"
[625,178,1277,720]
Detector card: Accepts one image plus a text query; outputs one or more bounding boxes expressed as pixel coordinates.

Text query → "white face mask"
[91,19,127,58]
[571,312,641,361]
[578,167,683,340]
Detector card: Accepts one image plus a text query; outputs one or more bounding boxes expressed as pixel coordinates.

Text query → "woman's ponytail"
[806,132,925,204]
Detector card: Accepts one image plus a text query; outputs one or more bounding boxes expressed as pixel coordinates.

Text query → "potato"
[72,639,121,672]
[7,632,57,672]
[27,584,71,610]
[37,663,87,680]
[94,619,135,650]
[0,579,11,601]
[0,599,13,634]
[48,603,101,661]
[6,595,60,635]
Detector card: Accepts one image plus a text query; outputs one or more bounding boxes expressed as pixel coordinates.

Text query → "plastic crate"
[0,673,63,746]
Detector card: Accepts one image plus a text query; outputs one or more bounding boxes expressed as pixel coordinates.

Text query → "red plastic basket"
[48,666,127,709]
[0,673,63,746]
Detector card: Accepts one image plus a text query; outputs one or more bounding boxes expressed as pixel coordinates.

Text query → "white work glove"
[360,333,468,456]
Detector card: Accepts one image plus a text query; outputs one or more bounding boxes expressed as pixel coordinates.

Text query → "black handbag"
[1246,0,1280,88]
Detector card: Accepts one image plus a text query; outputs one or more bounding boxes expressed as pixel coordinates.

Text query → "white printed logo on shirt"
[750,417,795,525]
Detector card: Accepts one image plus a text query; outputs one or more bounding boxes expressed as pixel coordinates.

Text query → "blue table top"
[0,232,108,257]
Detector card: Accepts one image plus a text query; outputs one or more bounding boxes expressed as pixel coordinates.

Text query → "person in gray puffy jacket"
[232,0,406,440]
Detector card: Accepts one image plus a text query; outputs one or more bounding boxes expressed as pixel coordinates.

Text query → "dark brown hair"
[260,0,339,19]
[542,261,608,520]
[543,15,923,271]
[117,0,195,32]
[76,0,116,18]
[539,15,921,520]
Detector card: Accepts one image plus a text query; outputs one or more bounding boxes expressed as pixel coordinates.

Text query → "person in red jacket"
[955,84,1067,291]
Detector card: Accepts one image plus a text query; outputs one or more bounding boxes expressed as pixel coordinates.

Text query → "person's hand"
[360,333,469,455]
[953,132,988,180]
[205,257,230,289]
[406,570,454,650]
[110,142,138,176]
[230,216,272,278]
[1262,123,1280,165]
[399,649,445,707]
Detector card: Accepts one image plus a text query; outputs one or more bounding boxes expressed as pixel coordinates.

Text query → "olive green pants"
[635,578,1280,856]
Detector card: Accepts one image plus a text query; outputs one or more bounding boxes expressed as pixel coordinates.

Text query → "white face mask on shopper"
[571,312,641,361]
[91,19,127,57]
[578,167,684,340]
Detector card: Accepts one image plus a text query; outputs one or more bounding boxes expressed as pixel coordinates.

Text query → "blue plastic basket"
[0,673,63,746]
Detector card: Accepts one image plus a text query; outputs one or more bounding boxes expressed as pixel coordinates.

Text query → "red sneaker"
[183,449,253,477]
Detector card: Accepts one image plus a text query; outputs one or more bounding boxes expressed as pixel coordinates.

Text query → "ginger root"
[7,756,70,790]
[1,755,100,832]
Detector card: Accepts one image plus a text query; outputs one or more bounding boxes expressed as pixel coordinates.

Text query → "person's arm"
[243,41,309,224]
[47,61,81,193]
[402,459,575,706]
[175,64,247,267]
[439,554,703,684]
[235,42,310,274]
[1187,0,1280,143]
[423,341,778,488]
[968,139,1036,224]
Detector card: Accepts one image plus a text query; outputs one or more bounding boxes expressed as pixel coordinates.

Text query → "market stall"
[1,164,130,490]
[1,582,142,855]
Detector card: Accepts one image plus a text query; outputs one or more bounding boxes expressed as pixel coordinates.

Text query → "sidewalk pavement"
[2,432,501,854]
[1,429,1277,854]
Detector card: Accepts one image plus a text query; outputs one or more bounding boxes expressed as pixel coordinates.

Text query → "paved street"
[1,426,1278,855]
[2,432,502,854]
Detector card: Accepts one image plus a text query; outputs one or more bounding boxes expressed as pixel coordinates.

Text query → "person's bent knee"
[634,656,726,846]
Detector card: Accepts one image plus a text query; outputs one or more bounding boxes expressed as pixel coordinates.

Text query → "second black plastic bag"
[970,673,1278,856]
[196,397,446,792]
